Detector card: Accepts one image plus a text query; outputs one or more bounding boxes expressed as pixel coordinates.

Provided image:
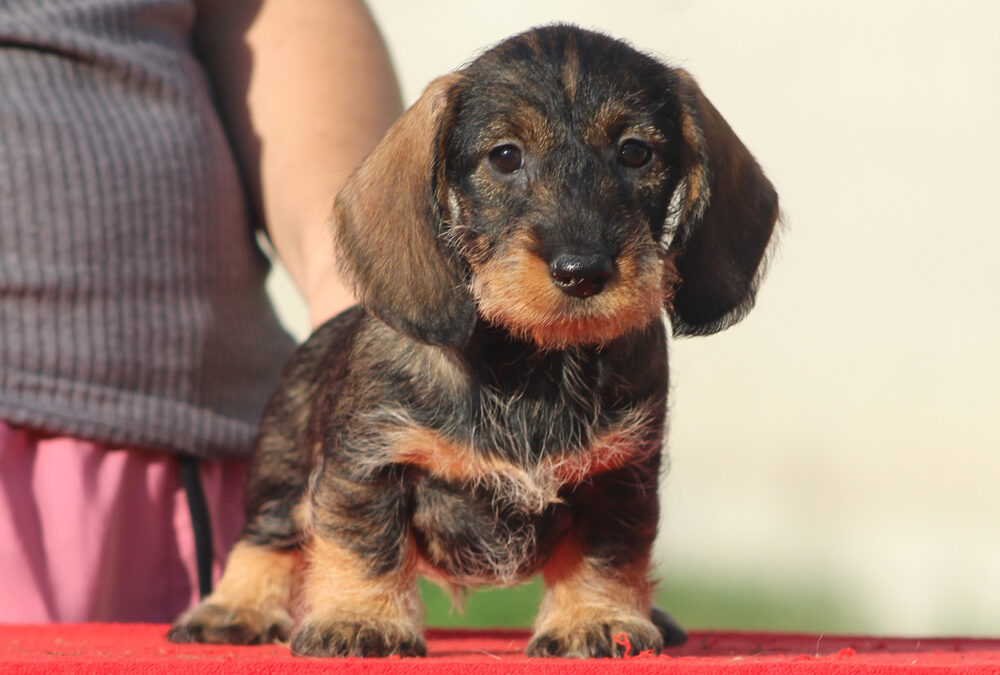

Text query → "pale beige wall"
[269,0,1000,634]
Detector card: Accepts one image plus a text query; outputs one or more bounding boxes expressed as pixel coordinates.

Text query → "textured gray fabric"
[0,0,296,457]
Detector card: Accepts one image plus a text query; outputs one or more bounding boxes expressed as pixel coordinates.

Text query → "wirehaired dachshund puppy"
[169,24,778,658]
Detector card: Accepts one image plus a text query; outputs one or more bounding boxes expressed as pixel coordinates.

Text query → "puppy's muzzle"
[549,252,615,298]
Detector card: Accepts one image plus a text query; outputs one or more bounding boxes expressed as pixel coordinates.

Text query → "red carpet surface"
[4,624,1000,674]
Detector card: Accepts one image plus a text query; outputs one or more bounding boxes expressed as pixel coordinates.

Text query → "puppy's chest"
[401,394,656,587]
[357,346,664,586]
[398,397,654,508]
[380,340,658,495]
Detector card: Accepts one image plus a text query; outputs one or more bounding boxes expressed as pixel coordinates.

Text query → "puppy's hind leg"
[169,309,360,645]
[169,401,313,644]
[168,468,308,644]
[167,540,299,645]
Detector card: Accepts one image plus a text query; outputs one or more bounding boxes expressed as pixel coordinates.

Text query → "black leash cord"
[177,455,214,599]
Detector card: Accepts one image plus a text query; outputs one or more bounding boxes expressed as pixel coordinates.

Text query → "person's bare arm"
[195,0,404,329]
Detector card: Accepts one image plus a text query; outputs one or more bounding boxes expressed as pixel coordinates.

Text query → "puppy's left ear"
[666,70,779,336]
[333,75,476,347]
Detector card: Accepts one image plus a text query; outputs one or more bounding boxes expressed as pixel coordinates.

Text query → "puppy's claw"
[529,635,564,657]
[527,616,664,658]
[167,602,292,645]
[290,619,427,658]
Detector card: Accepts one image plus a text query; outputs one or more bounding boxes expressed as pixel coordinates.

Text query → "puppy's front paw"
[527,615,664,658]
[167,602,292,645]
[290,618,427,658]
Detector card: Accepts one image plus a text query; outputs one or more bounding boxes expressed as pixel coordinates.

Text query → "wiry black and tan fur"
[168,25,778,659]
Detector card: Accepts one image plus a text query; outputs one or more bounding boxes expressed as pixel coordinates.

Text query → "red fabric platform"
[3,624,1000,674]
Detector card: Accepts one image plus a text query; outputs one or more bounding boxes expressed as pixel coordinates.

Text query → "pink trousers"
[0,422,248,623]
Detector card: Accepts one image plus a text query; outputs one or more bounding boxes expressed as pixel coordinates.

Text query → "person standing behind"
[0,0,403,622]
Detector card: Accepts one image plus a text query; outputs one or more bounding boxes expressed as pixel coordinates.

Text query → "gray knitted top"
[0,0,296,458]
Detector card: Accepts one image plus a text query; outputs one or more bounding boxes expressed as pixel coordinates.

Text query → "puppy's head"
[334,25,778,348]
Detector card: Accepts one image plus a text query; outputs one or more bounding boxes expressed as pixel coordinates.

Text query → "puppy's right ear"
[333,75,475,347]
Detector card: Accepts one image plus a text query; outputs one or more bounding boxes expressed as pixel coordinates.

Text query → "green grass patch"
[422,573,865,634]
[421,577,543,628]
[656,573,865,634]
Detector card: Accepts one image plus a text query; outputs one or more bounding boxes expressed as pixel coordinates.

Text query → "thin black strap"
[178,455,214,599]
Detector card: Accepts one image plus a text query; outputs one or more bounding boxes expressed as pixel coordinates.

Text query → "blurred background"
[267,0,1000,636]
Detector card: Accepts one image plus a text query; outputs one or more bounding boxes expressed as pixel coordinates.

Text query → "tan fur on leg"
[167,541,299,645]
[528,538,661,658]
[290,535,426,657]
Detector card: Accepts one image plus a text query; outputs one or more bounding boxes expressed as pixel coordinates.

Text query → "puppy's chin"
[470,244,673,351]
[502,311,660,351]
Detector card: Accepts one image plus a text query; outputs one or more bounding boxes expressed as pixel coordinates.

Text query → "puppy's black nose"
[549,253,614,298]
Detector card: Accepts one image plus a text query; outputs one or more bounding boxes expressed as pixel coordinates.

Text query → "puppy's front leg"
[529,542,662,658]
[291,466,425,657]
[528,465,667,658]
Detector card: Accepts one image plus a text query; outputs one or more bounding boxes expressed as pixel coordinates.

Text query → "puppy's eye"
[488,144,523,174]
[618,139,653,169]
